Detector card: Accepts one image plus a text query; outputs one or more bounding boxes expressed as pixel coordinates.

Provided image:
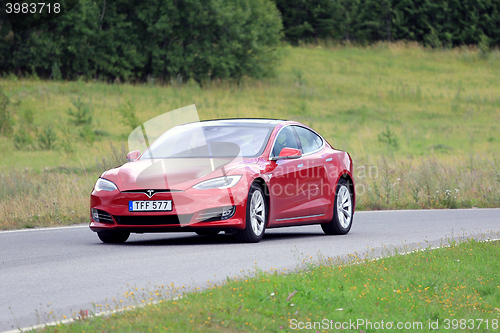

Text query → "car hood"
[101,158,252,191]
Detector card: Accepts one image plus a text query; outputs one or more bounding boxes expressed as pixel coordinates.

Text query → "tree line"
[0,0,498,82]
[0,0,283,83]
[274,0,500,47]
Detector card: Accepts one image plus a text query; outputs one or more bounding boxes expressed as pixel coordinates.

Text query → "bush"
[378,126,398,149]
[272,0,500,47]
[37,125,58,150]
[13,127,33,150]
[79,124,96,146]
[67,98,93,126]
[0,87,12,136]
[0,0,283,83]
[20,108,35,125]
[118,101,141,130]
[478,34,491,55]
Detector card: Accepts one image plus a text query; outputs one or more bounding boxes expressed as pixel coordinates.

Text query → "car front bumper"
[89,186,249,233]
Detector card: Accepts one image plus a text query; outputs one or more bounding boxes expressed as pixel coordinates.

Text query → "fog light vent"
[91,208,114,224]
[197,206,236,222]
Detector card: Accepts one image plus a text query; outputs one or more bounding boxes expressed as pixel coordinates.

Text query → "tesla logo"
[145,190,155,198]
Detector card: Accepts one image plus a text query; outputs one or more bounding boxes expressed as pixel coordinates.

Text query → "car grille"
[114,214,194,226]
[97,210,114,224]
[121,189,181,194]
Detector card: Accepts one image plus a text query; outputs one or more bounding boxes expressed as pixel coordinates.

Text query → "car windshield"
[141,124,273,158]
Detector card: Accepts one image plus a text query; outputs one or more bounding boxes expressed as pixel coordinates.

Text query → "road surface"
[1,209,499,332]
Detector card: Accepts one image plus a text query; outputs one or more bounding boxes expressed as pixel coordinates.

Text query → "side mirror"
[126,150,141,162]
[272,147,302,161]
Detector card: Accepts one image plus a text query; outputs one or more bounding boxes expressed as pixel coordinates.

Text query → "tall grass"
[356,154,500,210]
[0,142,127,230]
[0,168,96,229]
[1,43,499,229]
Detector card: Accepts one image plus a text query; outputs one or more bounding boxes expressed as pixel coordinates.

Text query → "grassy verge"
[0,142,127,230]
[37,237,500,332]
[1,43,500,230]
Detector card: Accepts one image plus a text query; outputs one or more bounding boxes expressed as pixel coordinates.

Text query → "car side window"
[272,126,299,157]
[294,126,322,154]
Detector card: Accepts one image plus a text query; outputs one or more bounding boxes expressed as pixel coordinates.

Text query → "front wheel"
[321,178,353,235]
[97,231,130,244]
[235,184,267,243]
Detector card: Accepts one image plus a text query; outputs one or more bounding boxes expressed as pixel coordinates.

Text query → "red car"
[90,119,355,243]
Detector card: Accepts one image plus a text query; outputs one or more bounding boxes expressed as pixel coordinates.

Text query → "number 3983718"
[5,3,61,14]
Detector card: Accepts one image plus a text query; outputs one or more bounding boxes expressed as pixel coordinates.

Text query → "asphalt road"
[1,209,499,332]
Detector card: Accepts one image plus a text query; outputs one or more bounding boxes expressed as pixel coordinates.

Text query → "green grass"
[1,43,500,230]
[37,237,500,332]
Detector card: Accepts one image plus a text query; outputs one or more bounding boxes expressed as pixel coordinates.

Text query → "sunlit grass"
[36,237,500,332]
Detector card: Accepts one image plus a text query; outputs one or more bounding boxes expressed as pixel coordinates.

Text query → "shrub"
[478,34,490,56]
[378,126,398,149]
[118,101,141,130]
[20,108,35,125]
[272,0,500,47]
[0,87,12,136]
[58,126,76,155]
[13,127,33,150]
[0,0,283,83]
[37,125,58,150]
[67,98,93,126]
[79,124,96,146]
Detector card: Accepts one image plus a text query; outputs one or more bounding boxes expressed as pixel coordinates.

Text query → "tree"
[0,0,283,83]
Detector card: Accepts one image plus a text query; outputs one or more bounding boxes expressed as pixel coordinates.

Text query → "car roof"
[184,118,284,128]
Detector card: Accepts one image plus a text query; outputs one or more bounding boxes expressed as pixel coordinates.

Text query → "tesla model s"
[90,119,355,243]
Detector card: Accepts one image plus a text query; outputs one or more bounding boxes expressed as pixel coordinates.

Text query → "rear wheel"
[97,231,130,244]
[235,184,267,243]
[195,230,220,236]
[321,178,353,235]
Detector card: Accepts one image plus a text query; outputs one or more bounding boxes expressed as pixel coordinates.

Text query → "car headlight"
[192,175,242,190]
[94,178,118,192]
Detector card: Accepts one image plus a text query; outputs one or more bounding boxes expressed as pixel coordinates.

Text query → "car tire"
[195,230,220,236]
[321,178,353,235]
[235,183,267,243]
[97,231,130,244]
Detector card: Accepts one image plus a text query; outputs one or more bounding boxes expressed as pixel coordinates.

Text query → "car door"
[267,126,310,221]
[293,126,330,217]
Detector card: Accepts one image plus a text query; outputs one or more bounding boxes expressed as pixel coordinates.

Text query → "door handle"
[298,163,303,168]
[325,158,332,162]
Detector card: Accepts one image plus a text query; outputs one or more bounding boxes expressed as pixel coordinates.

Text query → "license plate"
[129,200,172,212]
